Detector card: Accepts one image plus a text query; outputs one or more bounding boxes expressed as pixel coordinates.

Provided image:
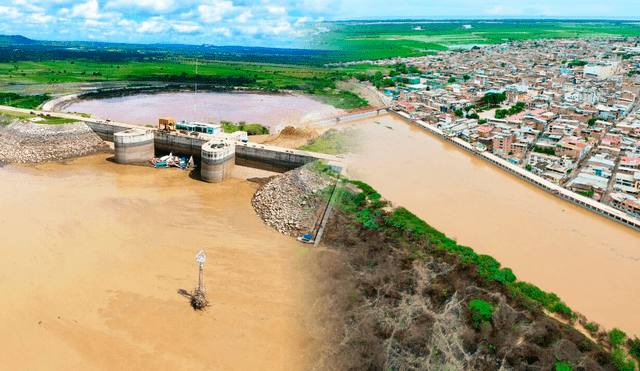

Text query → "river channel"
[340,114,640,337]
[64,92,340,129]
[0,158,322,370]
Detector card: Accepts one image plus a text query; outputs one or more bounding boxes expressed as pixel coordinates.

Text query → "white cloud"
[484,5,523,15]
[137,17,170,33]
[294,16,311,27]
[0,6,21,19]
[210,27,231,37]
[198,2,236,23]
[267,6,286,15]
[84,19,108,28]
[171,21,202,33]
[105,0,176,13]
[70,0,100,18]
[234,10,252,23]
[14,0,45,13]
[118,19,137,27]
[27,13,55,23]
[259,20,292,35]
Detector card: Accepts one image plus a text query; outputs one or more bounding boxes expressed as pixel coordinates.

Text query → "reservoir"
[0,157,321,370]
[64,92,340,129]
[341,114,640,337]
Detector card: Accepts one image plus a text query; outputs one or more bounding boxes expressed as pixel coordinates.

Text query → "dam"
[0,105,346,182]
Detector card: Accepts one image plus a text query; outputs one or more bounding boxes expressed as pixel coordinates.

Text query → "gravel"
[0,120,111,163]
[252,164,335,237]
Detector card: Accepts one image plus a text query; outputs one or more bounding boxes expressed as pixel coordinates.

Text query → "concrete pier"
[201,139,235,183]
[114,128,154,164]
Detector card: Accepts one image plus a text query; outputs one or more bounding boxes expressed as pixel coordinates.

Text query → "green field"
[305,20,640,60]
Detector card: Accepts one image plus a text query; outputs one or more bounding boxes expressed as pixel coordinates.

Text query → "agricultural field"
[304,20,640,60]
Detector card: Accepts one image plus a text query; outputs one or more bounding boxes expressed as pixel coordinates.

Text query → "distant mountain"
[0,35,37,45]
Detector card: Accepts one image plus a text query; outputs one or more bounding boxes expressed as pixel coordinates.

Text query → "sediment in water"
[0,120,111,163]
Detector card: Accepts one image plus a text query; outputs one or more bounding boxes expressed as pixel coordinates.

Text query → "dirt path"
[0,155,323,370]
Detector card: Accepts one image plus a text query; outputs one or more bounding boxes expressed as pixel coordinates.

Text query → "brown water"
[342,114,640,336]
[0,156,320,370]
[64,92,339,128]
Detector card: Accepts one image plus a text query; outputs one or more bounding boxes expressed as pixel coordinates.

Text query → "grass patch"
[298,128,361,155]
[0,92,50,109]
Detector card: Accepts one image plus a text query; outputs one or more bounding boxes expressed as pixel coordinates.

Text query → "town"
[347,37,640,220]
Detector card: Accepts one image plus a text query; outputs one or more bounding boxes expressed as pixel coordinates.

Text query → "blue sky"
[0,0,639,47]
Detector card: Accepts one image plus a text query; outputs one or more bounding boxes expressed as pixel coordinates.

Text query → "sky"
[0,0,639,47]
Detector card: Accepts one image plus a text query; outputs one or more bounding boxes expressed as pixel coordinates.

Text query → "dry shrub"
[190,286,209,310]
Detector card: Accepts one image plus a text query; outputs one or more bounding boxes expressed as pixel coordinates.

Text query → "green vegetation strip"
[341,178,575,315]
[0,109,79,125]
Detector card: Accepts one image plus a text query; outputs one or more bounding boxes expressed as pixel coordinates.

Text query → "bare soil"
[250,126,320,149]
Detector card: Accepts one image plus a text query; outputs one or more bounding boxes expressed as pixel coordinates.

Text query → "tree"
[454,109,464,117]
[448,77,456,83]
[479,92,507,107]
[588,118,597,126]
[463,74,471,81]
[469,113,479,119]
[382,78,395,87]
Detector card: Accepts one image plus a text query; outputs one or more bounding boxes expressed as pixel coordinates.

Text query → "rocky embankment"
[0,120,110,163]
[252,164,334,236]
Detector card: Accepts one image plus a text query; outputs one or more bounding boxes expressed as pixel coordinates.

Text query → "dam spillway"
[0,105,348,181]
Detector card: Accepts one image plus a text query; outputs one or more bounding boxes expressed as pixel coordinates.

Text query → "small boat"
[296,234,315,244]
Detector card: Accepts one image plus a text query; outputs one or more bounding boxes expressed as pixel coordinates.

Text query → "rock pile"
[0,120,111,163]
[252,164,335,236]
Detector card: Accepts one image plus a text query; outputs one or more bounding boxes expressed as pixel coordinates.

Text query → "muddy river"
[340,114,640,337]
[64,92,339,129]
[0,157,322,370]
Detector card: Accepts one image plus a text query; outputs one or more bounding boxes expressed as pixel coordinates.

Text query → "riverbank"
[253,166,638,370]
[0,120,111,163]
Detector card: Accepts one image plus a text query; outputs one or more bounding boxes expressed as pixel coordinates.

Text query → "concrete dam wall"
[114,128,155,164]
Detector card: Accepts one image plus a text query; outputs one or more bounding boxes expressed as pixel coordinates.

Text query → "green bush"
[611,348,636,371]
[510,281,563,311]
[353,192,367,206]
[584,323,597,332]
[553,302,572,315]
[350,180,376,196]
[610,328,628,347]
[469,299,493,327]
[368,192,381,200]
[556,362,573,371]
[628,337,640,360]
